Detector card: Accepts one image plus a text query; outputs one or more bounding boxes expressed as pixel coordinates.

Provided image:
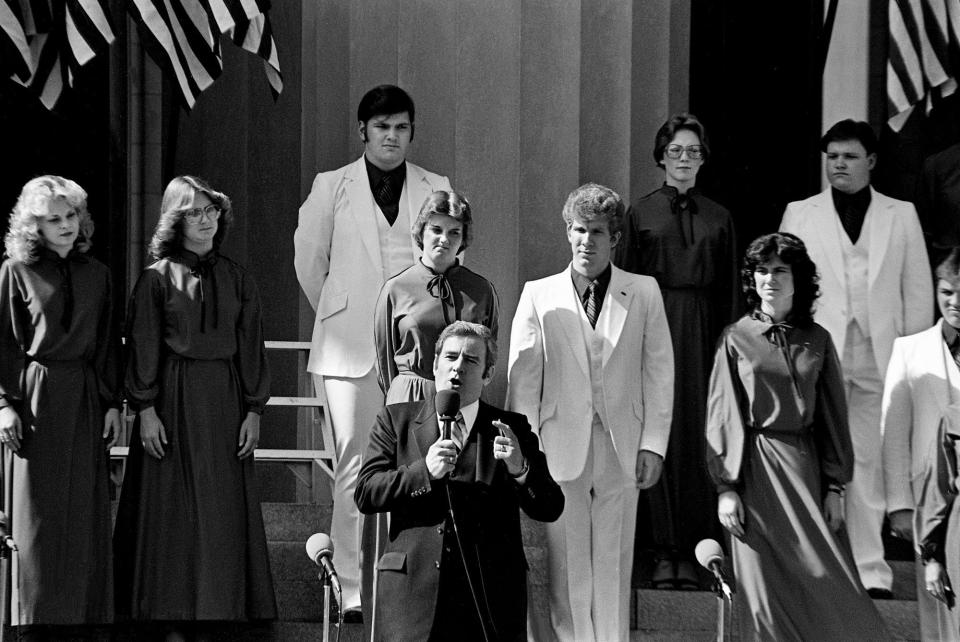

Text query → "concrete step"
[632,589,919,641]
[261,502,332,542]
[261,504,923,639]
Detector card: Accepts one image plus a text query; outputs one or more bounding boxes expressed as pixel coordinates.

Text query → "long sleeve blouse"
[0,249,119,410]
[124,250,269,414]
[374,260,499,392]
[705,313,853,492]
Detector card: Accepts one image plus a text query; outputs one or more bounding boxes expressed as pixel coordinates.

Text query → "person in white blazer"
[294,85,450,616]
[780,119,933,597]
[507,183,674,642]
[881,248,960,639]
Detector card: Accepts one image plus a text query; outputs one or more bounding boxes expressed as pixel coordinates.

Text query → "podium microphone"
[435,389,461,442]
[695,538,733,600]
[305,532,342,600]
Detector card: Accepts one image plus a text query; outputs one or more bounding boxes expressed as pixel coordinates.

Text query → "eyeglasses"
[183,204,221,224]
[664,145,705,160]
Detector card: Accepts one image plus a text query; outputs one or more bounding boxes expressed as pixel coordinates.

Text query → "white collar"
[437,400,480,437]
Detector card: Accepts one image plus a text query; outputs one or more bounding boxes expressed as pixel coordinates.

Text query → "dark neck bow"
[754,310,806,413]
[666,185,699,247]
[183,250,219,333]
[424,262,459,326]
[41,248,88,331]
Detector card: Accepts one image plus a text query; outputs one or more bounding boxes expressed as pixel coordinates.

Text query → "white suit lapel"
[934,323,958,413]
[867,188,894,289]
[598,267,633,367]
[403,163,430,256]
[555,268,589,377]
[813,189,847,293]
[345,157,384,274]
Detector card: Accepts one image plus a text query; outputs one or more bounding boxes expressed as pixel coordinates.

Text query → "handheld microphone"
[0,512,16,552]
[695,538,733,600]
[435,389,460,442]
[305,532,341,600]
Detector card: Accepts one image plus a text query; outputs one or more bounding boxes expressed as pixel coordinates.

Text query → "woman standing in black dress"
[0,176,120,639]
[615,113,738,588]
[113,176,276,639]
[706,233,889,640]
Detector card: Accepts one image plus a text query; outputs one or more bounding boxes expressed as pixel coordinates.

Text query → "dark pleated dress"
[706,314,890,640]
[113,250,277,622]
[374,260,499,403]
[616,184,738,558]
[0,250,118,626]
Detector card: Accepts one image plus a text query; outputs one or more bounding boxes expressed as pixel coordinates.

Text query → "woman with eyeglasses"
[706,233,889,639]
[374,190,499,403]
[614,113,738,590]
[0,176,120,639]
[113,176,276,638]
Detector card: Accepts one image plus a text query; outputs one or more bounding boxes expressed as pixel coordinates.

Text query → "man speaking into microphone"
[355,321,564,641]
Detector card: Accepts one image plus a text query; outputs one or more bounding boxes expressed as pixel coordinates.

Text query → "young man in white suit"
[780,119,932,597]
[881,249,960,639]
[294,85,450,617]
[507,183,674,642]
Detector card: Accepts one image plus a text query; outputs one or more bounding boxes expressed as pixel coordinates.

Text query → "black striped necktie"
[585,281,599,328]
[452,413,466,452]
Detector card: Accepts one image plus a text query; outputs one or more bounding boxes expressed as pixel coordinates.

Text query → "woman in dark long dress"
[0,176,120,639]
[374,190,499,403]
[615,113,738,589]
[706,233,889,640]
[113,176,276,638]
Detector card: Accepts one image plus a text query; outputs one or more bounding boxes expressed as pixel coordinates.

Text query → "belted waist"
[746,423,813,436]
[165,353,231,363]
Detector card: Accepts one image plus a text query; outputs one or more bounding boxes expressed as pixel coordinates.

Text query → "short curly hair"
[741,232,820,327]
[412,190,473,254]
[561,183,624,236]
[148,175,233,260]
[4,175,94,264]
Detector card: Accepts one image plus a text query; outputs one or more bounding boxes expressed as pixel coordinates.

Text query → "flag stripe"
[231,10,281,98]
[887,0,959,131]
[1,0,33,79]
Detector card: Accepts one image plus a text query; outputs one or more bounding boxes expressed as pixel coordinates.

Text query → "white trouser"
[313,369,382,610]
[842,322,892,591]
[540,417,638,642]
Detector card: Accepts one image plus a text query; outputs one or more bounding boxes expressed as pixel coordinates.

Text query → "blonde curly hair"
[4,175,94,264]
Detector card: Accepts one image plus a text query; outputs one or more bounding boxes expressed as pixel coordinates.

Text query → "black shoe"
[867,588,893,600]
[342,607,363,623]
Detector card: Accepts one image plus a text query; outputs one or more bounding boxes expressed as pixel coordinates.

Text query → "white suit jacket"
[881,323,960,514]
[294,156,451,376]
[779,187,932,375]
[506,265,674,482]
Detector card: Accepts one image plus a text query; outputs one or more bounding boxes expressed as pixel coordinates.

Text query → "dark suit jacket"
[355,399,564,642]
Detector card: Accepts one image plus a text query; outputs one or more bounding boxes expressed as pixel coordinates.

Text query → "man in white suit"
[294,85,451,616]
[780,119,932,597]
[507,183,674,642]
[882,249,960,639]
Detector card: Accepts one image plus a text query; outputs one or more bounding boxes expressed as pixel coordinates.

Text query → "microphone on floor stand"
[696,538,733,601]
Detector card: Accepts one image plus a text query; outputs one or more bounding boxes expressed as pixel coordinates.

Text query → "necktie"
[585,281,599,328]
[451,413,466,452]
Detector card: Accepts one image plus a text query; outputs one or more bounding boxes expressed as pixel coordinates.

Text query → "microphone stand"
[707,572,732,642]
[0,537,11,642]
[316,566,342,642]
